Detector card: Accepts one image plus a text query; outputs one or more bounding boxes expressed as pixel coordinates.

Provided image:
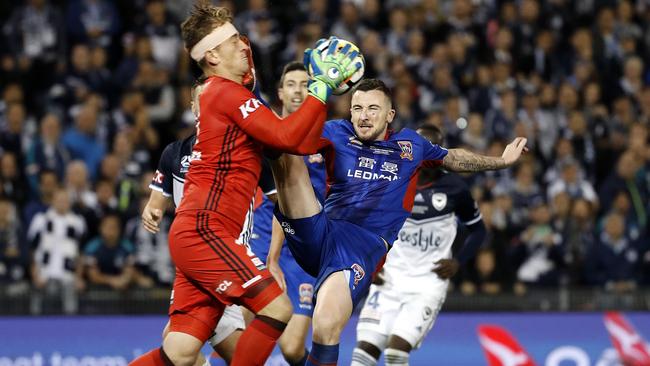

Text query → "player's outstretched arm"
[442,137,528,172]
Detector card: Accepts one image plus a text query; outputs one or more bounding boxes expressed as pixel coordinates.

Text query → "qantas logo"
[478,325,536,366]
[604,312,650,365]
[239,98,262,119]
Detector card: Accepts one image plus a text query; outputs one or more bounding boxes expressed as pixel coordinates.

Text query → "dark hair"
[279,61,307,87]
[354,78,391,97]
[416,124,444,146]
[180,0,233,67]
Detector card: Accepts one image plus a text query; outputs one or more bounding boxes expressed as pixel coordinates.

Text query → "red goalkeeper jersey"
[176,76,326,237]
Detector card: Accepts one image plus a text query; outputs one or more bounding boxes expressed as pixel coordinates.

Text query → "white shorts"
[207,305,245,347]
[356,283,447,349]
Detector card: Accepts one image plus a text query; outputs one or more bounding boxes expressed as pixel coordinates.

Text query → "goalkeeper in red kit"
[130,2,362,366]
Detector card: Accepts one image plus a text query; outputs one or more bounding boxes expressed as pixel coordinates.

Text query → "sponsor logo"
[281,221,295,235]
[399,227,441,252]
[423,306,433,320]
[238,98,262,119]
[432,193,448,211]
[397,141,414,160]
[299,283,314,306]
[346,169,399,181]
[308,153,324,164]
[358,156,376,169]
[380,161,399,176]
[351,263,365,287]
[153,170,164,184]
[414,193,425,202]
[216,280,233,294]
[180,155,191,173]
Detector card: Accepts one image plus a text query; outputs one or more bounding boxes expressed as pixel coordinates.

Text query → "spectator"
[460,247,504,295]
[511,200,565,289]
[0,152,28,207]
[61,104,107,181]
[23,170,58,228]
[125,197,173,287]
[131,61,174,126]
[599,150,647,224]
[1,102,36,157]
[0,198,27,292]
[547,158,599,207]
[28,189,85,314]
[584,212,642,292]
[3,0,66,97]
[65,0,121,49]
[137,0,181,71]
[25,113,70,195]
[83,214,135,291]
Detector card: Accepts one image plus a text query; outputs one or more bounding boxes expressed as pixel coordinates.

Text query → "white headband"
[190,22,238,62]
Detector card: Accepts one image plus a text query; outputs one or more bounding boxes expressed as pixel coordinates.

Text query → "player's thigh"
[390,292,447,349]
[270,154,321,219]
[312,271,353,343]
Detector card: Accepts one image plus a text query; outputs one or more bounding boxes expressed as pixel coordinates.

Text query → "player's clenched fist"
[303,36,363,103]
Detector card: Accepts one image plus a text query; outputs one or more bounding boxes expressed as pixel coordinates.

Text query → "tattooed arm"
[442,137,528,172]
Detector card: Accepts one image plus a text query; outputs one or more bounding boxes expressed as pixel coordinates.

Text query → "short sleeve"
[149,142,175,197]
[421,135,448,163]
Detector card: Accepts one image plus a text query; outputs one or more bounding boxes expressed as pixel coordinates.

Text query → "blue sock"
[305,342,339,366]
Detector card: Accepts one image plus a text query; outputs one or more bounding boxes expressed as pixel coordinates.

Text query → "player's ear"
[204,49,220,67]
[386,108,396,124]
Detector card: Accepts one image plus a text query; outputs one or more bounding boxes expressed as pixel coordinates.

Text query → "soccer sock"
[350,347,378,366]
[129,347,173,366]
[384,348,410,366]
[305,342,339,366]
[230,315,287,366]
[287,348,309,366]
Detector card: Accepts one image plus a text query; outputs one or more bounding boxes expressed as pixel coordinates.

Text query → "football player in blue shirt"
[270,78,528,365]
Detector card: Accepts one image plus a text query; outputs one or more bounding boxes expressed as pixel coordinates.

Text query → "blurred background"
[0,0,649,364]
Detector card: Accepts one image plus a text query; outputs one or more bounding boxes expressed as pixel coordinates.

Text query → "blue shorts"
[274,207,388,307]
[280,246,316,317]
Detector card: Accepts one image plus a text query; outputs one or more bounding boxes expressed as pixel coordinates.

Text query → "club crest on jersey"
[239,98,262,119]
[397,141,413,160]
[432,193,447,211]
[351,263,365,287]
[299,283,314,307]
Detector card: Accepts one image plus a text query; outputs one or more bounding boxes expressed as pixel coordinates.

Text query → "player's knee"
[312,312,346,344]
[258,293,293,322]
[161,347,197,366]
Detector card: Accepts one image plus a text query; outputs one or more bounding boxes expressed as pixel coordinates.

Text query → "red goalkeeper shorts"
[167,211,282,342]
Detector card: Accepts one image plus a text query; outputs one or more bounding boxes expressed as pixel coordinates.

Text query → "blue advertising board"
[0,313,648,365]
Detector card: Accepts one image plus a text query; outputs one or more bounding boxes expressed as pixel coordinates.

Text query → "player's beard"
[355,122,388,142]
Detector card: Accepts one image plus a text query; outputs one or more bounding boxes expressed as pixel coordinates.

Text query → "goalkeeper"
[129,2,362,366]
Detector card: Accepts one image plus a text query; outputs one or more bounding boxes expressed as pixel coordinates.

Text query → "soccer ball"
[313,38,365,95]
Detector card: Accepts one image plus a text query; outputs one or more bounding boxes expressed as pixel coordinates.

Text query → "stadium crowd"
[0,0,649,314]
